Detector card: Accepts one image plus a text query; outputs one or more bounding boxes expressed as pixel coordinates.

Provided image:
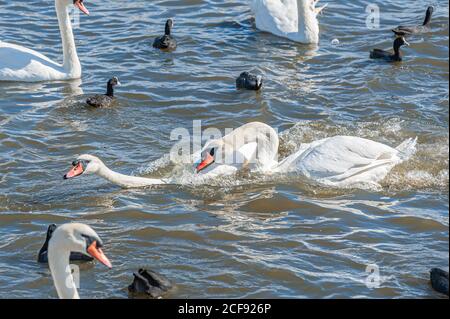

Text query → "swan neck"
[55,1,81,77]
[96,163,165,188]
[296,0,319,44]
[48,245,79,299]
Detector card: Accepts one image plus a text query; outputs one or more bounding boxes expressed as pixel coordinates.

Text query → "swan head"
[195,138,257,174]
[49,223,112,268]
[64,154,104,179]
[195,139,224,173]
[58,0,90,15]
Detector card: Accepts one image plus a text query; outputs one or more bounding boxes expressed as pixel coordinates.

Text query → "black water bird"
[370,37,409,62]
[128,268,173,299]
[392,6,434,36]
[430,268,449,296]
[86,77,121,108]
[153,19,177,51]
[37,224,94,263]
[236,72,263,91]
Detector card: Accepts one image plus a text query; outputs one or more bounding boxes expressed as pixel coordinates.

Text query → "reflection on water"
[0,0,448,298]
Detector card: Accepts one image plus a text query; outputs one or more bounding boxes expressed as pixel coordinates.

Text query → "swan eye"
[81,234,102,249]
[209,148,215,156]
[73,160,89,167]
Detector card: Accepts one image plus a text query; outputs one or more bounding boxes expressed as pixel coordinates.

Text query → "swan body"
[198,123,416,187]
[48,223,111,299]
[64,154,168,188]
[274,135,417,187]
[0,0,89,82]
[250,0,327,44]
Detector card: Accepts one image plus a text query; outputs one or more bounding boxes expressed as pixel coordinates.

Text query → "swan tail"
[395,137,418,161]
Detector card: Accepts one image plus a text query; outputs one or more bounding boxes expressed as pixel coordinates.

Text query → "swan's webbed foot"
[128,268,173,299]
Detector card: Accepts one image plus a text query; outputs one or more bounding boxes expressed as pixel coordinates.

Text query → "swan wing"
[0,41,66,82]
[278,136,411,186]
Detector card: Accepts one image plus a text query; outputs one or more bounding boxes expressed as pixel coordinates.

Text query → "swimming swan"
[47,223,111,299]
[250,0,327,44]
[63,123,416,189]
[196,122,417,188]
[0,0,90,82]
[195,122,279,177]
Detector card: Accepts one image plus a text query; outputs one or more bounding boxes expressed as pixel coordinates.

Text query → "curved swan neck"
[296,0,320,44]
[96,162,167,188]
[55,1,81,77]
[48,246,79,299]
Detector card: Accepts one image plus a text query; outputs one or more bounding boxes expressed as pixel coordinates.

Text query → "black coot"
[370,37,409,62]
[392,6,434,36]
[128,268,173,299]
[430,268,449,296]
[86,77,121,108]
[236,72,263,91]
[153,19,177,51]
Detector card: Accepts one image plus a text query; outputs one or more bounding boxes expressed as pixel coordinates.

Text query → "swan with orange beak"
[195,122,280,176]
[48,223,111,299]
[0,0,91,82]
[73,0,90,15]
[63,154,168,188]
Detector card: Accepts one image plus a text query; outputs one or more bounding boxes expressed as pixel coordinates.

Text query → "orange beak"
[74,0,90,15]
[196,153,214,173]
[87,241,112,269]
[64,162,84,179]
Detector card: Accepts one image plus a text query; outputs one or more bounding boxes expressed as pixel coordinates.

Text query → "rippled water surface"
[0,0,448,299]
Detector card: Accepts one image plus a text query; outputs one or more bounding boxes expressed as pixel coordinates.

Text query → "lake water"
[0,0,448,299]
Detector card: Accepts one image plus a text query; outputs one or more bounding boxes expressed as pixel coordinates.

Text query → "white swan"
[0,0,90,82]
[48,223,112,299]
[63,124,417,189]
[64,154,168,188]
[195,122,279,177]
[250,0,327,44]
[196,122,417,187]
